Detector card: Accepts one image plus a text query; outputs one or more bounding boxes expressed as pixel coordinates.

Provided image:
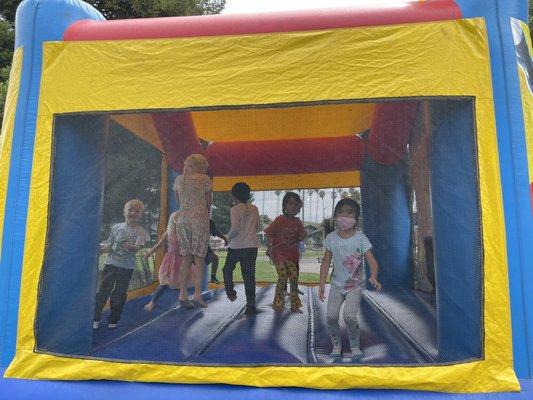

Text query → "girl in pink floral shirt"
[318,198,381,360]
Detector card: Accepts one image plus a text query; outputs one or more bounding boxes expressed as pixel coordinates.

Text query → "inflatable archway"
[0,0,532,398]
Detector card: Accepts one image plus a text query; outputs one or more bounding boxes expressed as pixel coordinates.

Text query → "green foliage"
[0,17,15,123]
[86,0,225,19]
[102,121,162,241]
[211,191,232,233]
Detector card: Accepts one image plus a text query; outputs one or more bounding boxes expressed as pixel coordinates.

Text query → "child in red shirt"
[264,192,306,312]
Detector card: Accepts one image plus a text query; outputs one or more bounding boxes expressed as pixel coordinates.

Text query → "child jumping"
[142,211,199,311]
[173,153,212,309]
[223,182,260,316]
[264,192,306,312]
[94,199,148,329]
[319,198,381,360]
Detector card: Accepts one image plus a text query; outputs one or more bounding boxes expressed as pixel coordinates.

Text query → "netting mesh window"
[35,99,482,365]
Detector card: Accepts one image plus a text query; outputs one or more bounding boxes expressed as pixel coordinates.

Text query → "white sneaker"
[108,323,118,329]
[351,347,364,361]
[330,344,342,357]
[93,321,99,329]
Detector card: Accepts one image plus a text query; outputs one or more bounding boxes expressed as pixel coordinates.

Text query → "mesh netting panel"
[35,99,482,365]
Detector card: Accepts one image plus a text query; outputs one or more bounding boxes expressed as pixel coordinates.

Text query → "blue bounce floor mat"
[91,284,433,365]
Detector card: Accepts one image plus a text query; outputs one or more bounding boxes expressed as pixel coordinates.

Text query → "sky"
[223,0,409,14]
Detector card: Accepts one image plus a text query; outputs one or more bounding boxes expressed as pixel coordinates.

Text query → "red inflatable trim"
[205,136,364,176]
[151,112,204,171]
[64,1,461,41]
[366,102,419,165]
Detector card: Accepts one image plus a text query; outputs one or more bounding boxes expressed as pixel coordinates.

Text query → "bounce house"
[0,0,532,398]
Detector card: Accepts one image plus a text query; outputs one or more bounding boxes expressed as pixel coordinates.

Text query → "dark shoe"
[210,277,221,284]
[191,298,207,308]
[297,289,304,296]
[245,306,256,315]
[179,299,194,309]
[227,292,237,302]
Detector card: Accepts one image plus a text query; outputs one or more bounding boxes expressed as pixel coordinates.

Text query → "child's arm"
[210,221,228,246]
[226,206,242,242]
[100,242,111,254]
[263,219,277,259]
[143,231,168,261]
[205,189,212,211]
[100,228,115,254]
[365,250,382,290]
[299,222,307,241]
[318,249,332,302]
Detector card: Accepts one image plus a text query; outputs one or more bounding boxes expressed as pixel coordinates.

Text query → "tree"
[319,189,326,219]
[86,0,225,19]
[274,190,282,215]
[0,1,19,124]
[0,0,226,126]
[211,191,232,233]
[102,121,161,240]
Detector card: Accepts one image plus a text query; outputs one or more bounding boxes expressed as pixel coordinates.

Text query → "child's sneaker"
[350,347,364,361]
[349,336,363,360]
[330,344,342,357]
[93,321,99,329]
[108,322,119,329]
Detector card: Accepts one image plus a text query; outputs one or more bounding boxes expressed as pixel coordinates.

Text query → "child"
[264,192,306,312]
[142,211,198,311]
[173,153,212,308]
[206,219,227,284]
[318,198,381,360]
[222,182,260,316]
[94,199,148,329]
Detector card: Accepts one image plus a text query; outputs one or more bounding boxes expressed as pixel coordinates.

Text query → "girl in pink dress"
[143,212,197,311]
[172,154,212,308]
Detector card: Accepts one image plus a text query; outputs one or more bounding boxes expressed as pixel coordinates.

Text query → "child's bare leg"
[178,255,194,301]
[192,255,206,306]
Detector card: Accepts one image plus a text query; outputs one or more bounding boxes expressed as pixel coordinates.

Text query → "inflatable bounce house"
[0,0,532,398]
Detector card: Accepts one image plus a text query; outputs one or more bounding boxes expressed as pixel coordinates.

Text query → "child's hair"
[322,198,361,236]
[231,182,251,203]
[184,153,209,174]
[333,198,361,220]
[124,199,145,213]
[282,192,302,215]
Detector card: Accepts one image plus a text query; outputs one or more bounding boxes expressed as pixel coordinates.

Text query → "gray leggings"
[326,284,363,345]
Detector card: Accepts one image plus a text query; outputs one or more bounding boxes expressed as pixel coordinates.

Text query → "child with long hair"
[142,211,198,311]
[319,198,381,360]
[173,154,212,308]
[264,192,306,312]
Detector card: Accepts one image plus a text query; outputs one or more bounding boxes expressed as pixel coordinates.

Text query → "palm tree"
[275,190,282,215]
[314,189,320,223]
[331,188,337,216]
[307,189,315,223]
[319,189,326,219]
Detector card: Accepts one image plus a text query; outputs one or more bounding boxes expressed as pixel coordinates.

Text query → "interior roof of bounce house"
[58,1,463,192]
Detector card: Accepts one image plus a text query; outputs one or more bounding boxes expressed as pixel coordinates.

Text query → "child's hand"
[318,285,326,302]
[143,250,152,262]
[369,277,382,291]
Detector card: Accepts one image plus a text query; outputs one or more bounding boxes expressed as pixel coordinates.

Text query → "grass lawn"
[98,247,326,289]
